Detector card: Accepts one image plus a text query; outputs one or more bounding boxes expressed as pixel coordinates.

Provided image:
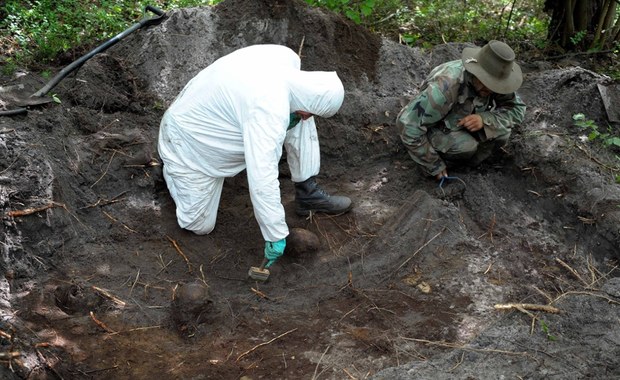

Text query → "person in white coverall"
[158,44,352,269]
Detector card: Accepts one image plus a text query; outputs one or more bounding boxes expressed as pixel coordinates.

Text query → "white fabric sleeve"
[243,102,290,242]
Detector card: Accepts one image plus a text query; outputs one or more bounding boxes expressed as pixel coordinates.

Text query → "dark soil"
[1,0,619,379]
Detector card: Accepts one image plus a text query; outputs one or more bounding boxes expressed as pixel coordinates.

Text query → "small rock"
[285,228,320,256]
[171,281,212,330]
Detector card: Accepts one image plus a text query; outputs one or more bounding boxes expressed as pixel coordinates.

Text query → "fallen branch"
[494,303,561,314]
[236,328,297,362]
[166,236,193,273]
[4,202,65,218]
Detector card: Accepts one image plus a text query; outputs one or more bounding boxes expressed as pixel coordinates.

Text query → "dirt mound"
[1,0,619,379]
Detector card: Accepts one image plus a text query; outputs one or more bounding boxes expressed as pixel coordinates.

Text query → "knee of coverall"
[181,216,216,236]
[163,165,223,236]
[429,128,479,161]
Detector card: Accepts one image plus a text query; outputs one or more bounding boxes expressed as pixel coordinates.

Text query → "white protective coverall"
[158,44,345,242]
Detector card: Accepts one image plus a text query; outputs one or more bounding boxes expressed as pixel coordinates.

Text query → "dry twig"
[494,303,561,314]
[166,236,193,273]
[236,328,297,361]
[89,311,117,333]
[0,330,12,340]
[102,210,137,233]
[388,229,444,278]
[91,150,117,188]
[553,290,620,305]
[108,325,162,336]
[484,213,496,242]
[0,351,20,359]
[298,35,305,57]
[555,258,590,288]
[576,144,618,172]
[251,287,269,299]
[401,337,530,357]
[92,286,127,307]
[311,345,331,380]
[81,191,128,209]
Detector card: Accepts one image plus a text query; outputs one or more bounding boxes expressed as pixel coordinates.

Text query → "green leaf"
[608,137,620,147]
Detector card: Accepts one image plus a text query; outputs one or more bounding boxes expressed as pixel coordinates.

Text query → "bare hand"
[435,169,448,181]
[457,114,483,132]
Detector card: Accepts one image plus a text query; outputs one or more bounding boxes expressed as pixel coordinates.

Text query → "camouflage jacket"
[397,59,526,176]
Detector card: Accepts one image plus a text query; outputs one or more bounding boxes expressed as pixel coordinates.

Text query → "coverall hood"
[288,71,345,118]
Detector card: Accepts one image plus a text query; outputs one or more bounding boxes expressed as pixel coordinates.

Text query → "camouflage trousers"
[428,125,510,166]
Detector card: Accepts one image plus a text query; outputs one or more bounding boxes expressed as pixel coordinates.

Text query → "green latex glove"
[264,239,286,268]
[288,113,302,130]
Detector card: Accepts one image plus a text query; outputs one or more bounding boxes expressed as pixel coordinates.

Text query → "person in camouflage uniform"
[397,40,526,180]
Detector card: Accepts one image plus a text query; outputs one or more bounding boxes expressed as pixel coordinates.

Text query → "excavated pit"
[1,0,619,379]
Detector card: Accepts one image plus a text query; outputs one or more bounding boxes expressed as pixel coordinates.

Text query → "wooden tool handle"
[259,257,268,270]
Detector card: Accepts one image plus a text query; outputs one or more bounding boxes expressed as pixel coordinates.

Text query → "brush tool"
[248,258,270,281]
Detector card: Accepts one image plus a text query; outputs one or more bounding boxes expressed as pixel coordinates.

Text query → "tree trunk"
[544,0,608,50]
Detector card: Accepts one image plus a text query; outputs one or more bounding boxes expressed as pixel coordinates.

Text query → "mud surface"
[1,0,619,379]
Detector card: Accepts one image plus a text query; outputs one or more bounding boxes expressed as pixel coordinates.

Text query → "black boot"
[294,177,352,216]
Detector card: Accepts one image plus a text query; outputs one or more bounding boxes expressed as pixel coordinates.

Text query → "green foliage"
[305,0,387,25]
[539,319,557,341]
[573,113,620,184]
[572,113,620,149]
[0,0,221,68]
[305,0,549,52]
[569,30,587,46]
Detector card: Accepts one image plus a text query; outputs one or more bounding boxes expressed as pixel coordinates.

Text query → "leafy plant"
[570,30,587,46]
[572,113,620,149]
[539,319,557,341]
[0,0,222,69]
[304,0,385,25]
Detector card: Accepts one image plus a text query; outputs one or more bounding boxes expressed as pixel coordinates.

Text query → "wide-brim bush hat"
[462,40,523,94]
